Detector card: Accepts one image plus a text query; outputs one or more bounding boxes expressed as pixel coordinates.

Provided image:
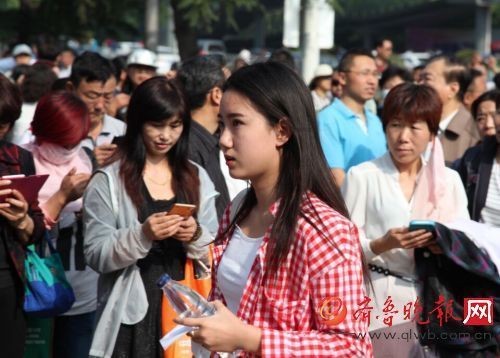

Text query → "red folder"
[0,174,49,205]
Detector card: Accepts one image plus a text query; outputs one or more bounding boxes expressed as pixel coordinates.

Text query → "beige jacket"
[440,105,480,165]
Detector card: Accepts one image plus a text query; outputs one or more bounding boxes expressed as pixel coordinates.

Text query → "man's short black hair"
[70,51,115,87]
[380,66,412,89]
[375,38,391,48]
[269,48,295,70]
[338,48,374,73]
[21,63,58,103]
[176,56,225,111]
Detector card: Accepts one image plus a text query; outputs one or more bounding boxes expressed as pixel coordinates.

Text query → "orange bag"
[161,255,212,358]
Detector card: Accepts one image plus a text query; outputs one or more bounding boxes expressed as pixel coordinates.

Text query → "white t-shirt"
[217,226,263,314]
[481,160,500,227]
[82,115,126,150]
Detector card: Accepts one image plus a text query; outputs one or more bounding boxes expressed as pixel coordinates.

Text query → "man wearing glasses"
[67,52,126,167]
[318,49,387,187]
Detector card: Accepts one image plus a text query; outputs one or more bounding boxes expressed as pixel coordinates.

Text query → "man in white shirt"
[422,55,479,165]
[67,52,125,167]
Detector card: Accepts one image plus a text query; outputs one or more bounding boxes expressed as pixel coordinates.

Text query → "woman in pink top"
[26,91,94,358]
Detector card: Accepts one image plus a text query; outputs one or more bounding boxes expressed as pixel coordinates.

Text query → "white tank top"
[217,226,264,314]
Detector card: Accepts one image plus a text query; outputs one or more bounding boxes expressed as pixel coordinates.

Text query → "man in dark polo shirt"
[177,56,229,219]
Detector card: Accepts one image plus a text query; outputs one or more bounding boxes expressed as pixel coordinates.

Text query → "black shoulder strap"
[82,146,98,172]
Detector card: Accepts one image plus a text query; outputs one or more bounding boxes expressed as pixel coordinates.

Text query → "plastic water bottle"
[157,273,215,319]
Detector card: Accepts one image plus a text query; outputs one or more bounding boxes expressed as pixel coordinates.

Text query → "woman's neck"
[144,154,170,173]
[392,155,422,178]
[252,174,279,215]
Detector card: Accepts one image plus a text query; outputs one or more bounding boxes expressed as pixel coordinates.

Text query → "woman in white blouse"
[342,83,469,356]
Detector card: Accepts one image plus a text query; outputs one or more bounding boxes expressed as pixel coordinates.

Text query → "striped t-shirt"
[481,160,500,227]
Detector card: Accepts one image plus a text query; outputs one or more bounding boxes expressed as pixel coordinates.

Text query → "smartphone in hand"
[409,220,436,232]
[167,203,196,218]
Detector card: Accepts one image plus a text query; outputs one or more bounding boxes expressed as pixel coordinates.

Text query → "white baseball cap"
[237,49,251,64]
[12,44,33,57]
[313,64,333,78]
[127,49,157,68]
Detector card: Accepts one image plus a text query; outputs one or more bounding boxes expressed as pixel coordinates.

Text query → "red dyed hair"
[31,91,90,147]
[382,83,442,135]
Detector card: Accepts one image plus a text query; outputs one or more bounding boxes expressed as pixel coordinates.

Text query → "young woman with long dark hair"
[176,62,372,357]
[83,77,218,358]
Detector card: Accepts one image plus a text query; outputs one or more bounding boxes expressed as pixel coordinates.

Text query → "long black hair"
[114,76,200,210]
[219,62,356,275]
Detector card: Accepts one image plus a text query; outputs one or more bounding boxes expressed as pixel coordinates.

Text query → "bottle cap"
[157,273,172,288]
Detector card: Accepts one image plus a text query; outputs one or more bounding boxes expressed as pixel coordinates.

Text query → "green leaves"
[176,0,258,31]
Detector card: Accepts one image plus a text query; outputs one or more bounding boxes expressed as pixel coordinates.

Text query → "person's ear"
[448,81,460,99]
[275,118,292,147]
[338,71,347,86]
[463,91,472,107]
[66,81,75,92]
[210,87,223,106]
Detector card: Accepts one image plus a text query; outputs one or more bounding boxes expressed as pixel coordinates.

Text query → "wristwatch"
[190,220,202,242]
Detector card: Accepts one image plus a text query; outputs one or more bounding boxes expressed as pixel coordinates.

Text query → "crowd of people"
[0,39,498,358]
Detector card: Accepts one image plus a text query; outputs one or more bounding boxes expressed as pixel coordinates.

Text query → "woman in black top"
[0,74,45,357]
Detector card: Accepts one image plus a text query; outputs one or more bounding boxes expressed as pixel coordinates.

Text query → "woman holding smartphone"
[342,83,469,356]
[176,62,372,356]
[83,77,218,358]
[0,73,45,357]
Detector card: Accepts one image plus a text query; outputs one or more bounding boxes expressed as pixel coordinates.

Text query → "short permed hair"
[382,83,442,135]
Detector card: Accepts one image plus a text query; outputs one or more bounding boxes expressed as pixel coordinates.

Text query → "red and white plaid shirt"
[209,192,373,357]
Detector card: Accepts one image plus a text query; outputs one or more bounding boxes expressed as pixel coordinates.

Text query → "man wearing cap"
[1,44,35,77]
[108,49,157,119]
[67,52,125,167]
[318,49,387,187]
[233,49,251,71]
[122,48,157,94]
[309,64,333,111]
[12,44,34,66]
